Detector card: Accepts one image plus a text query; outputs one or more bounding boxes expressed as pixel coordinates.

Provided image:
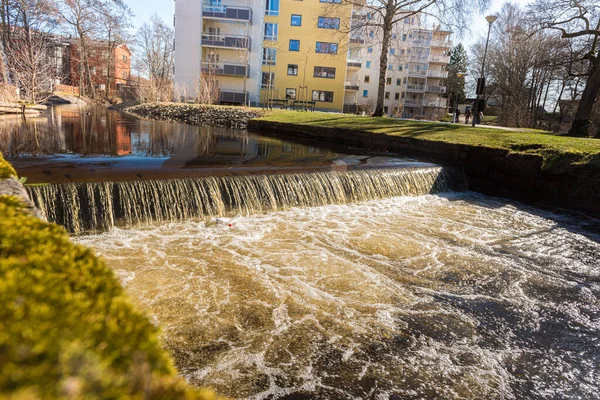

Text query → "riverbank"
[250,111,600,215]
[126,103,263,129]
[0,153,221,399]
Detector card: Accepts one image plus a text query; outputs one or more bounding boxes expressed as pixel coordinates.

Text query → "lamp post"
[472,15,497,127]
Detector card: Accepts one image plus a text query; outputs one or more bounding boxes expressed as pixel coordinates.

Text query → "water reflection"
[1,106,425,184]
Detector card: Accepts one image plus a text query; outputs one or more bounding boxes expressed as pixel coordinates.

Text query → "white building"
[344,12,452,119]
[174,0,263,105]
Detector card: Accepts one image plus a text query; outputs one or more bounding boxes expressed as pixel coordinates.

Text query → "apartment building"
[345,13,452,119]
[174,0,352,110]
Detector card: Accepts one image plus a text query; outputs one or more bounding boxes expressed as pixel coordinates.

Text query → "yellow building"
[261,0,352,111]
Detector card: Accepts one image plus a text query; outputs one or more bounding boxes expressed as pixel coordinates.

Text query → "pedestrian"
[464,109,471,124]
[478,110,484,124]
[454,108,461,123]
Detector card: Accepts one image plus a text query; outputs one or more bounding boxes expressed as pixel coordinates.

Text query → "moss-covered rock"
[0,153,16,179]
[0,154,224,399]
[126,103,263,129]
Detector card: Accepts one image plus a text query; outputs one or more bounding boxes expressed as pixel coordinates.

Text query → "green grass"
[257,111,600,172]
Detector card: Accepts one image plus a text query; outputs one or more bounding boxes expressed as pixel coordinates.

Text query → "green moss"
[257,111,600,173]
[0,193,224,399]
[0,153,16,179]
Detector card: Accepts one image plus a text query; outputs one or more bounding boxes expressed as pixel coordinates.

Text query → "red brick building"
[67,41,131,93]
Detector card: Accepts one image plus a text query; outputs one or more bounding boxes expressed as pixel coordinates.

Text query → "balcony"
[405,84,425,92]
[219,90,248,104]
[201,62,249,77]
[429,55,450,63]
[431,39,452,48]
[347,60,361,69]
[427,70,448,78]
[349,37,365,45]
[423,100,447,108]
[202,4,252,22]
[403,99,424,107]
[426,85,446,93]
[406,70,428,78]
[345,81,359,91]
[202,34,251,50]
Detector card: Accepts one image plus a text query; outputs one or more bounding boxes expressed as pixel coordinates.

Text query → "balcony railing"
[426,85,446,93]
[347,60,361,68]
[349,37,365,44]
[403,99,424,107]
[429,55,450,63]
[201,62,249,77]
[406,70,427,77]
[345,81,359,91]
[265,9,279,16]
[219,90,248,104]
[423,100,447,108]
[201,34,251,50]
[431,39,452,47]
[405,84,425,91]
[260,83,275,90]
[202,4,252,22]
[427,70,448,78]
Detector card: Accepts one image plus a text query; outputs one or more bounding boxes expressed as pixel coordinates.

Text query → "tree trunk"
[569,58,600,137]
[373,6,394,117]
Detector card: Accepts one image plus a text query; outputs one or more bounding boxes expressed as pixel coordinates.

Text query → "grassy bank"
[0,153,221,399]
[257,111,600,172]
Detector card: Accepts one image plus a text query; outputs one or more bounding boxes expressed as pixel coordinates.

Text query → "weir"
[27,166,465,233]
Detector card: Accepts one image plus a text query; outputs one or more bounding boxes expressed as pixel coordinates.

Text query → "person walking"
[454,108,461,123]
[464,109,471,124]
[478,110,484,125]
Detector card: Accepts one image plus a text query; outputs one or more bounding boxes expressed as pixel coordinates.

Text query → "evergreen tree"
[446,43,467,111]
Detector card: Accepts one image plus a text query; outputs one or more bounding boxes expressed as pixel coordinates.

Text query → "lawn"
[257,111,600,172]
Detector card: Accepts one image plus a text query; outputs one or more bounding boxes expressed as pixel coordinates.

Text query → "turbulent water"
[75,193,600,400]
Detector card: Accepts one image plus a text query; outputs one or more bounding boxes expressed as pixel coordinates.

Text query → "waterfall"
[27,166,466,233]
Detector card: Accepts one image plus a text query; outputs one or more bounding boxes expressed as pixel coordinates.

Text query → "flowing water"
[74,194,600,400]
[4,106,600,399]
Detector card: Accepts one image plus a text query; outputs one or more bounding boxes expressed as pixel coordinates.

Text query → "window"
[394,92,400,100]
[289,39,300,51]
[291,14,302,26]
[367,47,373,53]
[364,75,370,83]
[390,48,395,55]
[265,0,279,16]
[314,66,336,78]
[264,23,278,40]
[286,88,296,99]
[366,61,371,68]
[388,64,393,70]
[122,55,127,63]
[385,92,390,99]
[398,65,403,71]
[402,34,407,41]
[384,106,388,113]
[122,71,127,79]
[362,90,368,97]
[262,47,277,65]
[392,33,397,39]
[386,77,391,85]
[315,42,338,54]
[102,67,107,76]
[261,72,275,89]
[312,90,334,102]
[90,66,96,75]
[396,78,401,85]
[317,17,340,29]
[369,30,374,38]
[287,64,298,75]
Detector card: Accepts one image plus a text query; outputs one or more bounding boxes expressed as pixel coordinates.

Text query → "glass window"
[395,93,400,100]
[364,75,370,83]
[390,48,395,55]
[402,34,406,41]
[289,39,300,51]
[287,64,298,75]
[396,78,401,85]
[392,33,397,39]
[291,14,302,26]
[286,88,296,99]
[264,23,278,40]
[388,64,392,70]
[369,30,374,38]
[385,92,390,99]
[398,65,403,71]
[313,66,336,79]
[265,0,279,16]
[312,90,334,102]
[262,47,277,65]
[386,77,391,85]
[367,46,373,53]
[315,42,338,54]
[317,17,340,29]
[362,90,368,97]
[261,72,275,88]
[366,61,371,68]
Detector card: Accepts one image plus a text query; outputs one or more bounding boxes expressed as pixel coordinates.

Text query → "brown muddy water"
[3,106,600,399]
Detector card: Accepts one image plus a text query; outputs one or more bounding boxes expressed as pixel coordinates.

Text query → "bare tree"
[133,14,174,102]
[529,0,600,136]
[327,0,489,116]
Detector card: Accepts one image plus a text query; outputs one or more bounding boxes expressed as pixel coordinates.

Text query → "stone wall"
[249,119,600,216]
[126,103,263,129]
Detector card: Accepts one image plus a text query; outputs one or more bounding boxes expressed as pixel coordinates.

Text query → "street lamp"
[472,15,497,127]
